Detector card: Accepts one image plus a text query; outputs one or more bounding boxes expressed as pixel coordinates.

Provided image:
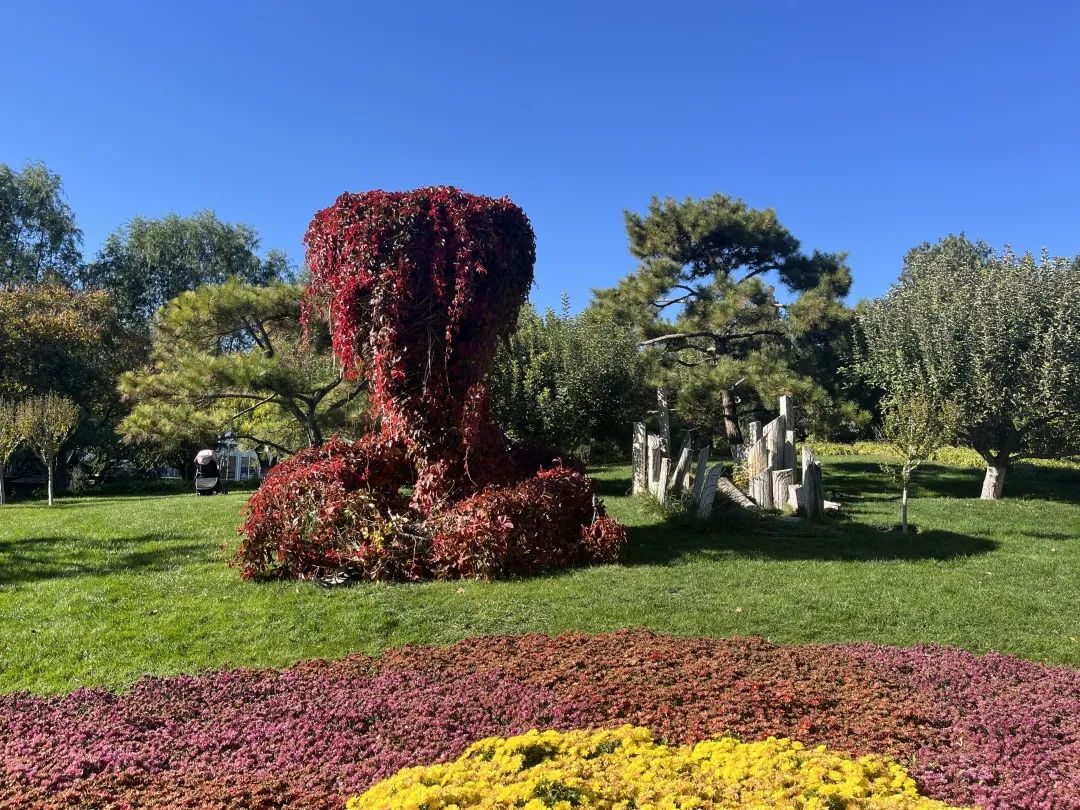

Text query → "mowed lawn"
[1,457,1078,695]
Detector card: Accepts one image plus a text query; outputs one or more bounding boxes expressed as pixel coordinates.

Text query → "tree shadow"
[0,533,215,587]
[594,467,997,565]
[823,457,1080,506]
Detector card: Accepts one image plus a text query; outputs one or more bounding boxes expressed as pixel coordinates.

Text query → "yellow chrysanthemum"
[346,726,969,809]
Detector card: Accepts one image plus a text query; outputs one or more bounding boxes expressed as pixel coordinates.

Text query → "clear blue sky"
[5,1,1079,310]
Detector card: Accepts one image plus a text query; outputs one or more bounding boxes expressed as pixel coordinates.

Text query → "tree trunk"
[980,459,1008,500]
[901,485,909,533]
[722,389,743,445]
[0,473,5,506]
[47,452,54,507]
[305,405,323,447]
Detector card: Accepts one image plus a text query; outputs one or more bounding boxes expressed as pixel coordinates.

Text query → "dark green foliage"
[119,278,365,462]
[490,300,647,460]
[0,162,83,286]
[593,194,868,445]
[0,284,144,480]
[857,235,1080,498]
[82,210,291,325]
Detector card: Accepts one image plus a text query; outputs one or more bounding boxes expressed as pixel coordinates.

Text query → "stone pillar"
[785,429,797,479]
[647,434,662,493]
[772,468,794,509]
[632,422,648,495]
[749,470,774,508]
[696,464,726,518]
[690,447,709,506]
[656,388,672,455]
[656,457,671,503]
[667,438,692,494]
[799,446,825,519]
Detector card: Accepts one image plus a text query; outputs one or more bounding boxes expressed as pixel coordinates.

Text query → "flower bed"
[349,727,963,809]
[1,631,1077,809]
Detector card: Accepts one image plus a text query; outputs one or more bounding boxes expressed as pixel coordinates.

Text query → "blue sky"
[4,1,1079,310]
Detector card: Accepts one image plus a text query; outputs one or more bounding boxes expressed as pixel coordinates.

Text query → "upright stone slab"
[765,415,784,457]
[747,437,769,480]
[799,446,825,519]
[667,438,692,494]
[778,395,793,425]
[647,434,662,491]
[787,483,802,512]
[784,429,797,478]
[777,397,797,473]
[749,470,774,508]
[690,447,709,507]
[805,463,825,519]
[696,464,726,518]
[656,388,672,455]
[772,468,795,509]
[632,422,648,495]
[656,457,671,503]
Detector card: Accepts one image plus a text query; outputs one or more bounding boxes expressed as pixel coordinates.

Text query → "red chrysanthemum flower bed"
[2,631,1077,809]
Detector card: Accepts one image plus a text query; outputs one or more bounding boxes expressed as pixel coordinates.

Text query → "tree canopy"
[490,299,647,460]
[15,393,80,506]
[83,211,292,325]
[0,284,142,473]
[857,235,1080,499]
[0,162,83,286]
[119,278,366,464]
[593,194,866,443]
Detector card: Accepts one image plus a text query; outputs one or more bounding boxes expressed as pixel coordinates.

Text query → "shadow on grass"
[823,458,1080,506]
[624,512,996,564]
[0,534,214,587]
[595,467,997,564]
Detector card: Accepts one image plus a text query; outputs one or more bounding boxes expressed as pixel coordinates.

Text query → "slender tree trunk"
[980,458,1008,500]
[306,409,323,447]
[47,452,54,507]
[0,473,5,507]
[722,389,743,445]
[901,484,909,533]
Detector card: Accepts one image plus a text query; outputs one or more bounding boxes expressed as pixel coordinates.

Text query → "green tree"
[0,161,83,286]
[490,299,647,459]
[83,211,291,325]
[593,193,864,445]
[857,235,1080,499]
[0,284,143,479]
[16,394,80,506]
[877,394,960,532]
[0,399,20,506]
[119,278,366,464]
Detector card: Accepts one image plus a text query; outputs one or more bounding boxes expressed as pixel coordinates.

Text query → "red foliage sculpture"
[237,188,625,581]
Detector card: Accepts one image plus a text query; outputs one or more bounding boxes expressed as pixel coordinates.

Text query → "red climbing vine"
[237,187,626,581]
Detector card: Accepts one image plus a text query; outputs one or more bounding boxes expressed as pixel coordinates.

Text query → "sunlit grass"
[1,457,1078,694]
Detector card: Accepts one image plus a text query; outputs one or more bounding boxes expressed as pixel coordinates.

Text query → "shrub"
[237,443,623,581]
[430,467,614,579]
[347,726,963,809]
[235,435,415,580]
[490,302,647,461]
[579,516,627,564]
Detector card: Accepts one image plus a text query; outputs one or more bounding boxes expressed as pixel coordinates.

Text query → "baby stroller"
[194,450,224,495]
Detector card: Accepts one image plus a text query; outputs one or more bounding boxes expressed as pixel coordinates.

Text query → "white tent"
[220,448,261,482]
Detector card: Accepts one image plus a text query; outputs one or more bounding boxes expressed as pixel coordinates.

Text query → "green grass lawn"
[1,457,1078,695]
